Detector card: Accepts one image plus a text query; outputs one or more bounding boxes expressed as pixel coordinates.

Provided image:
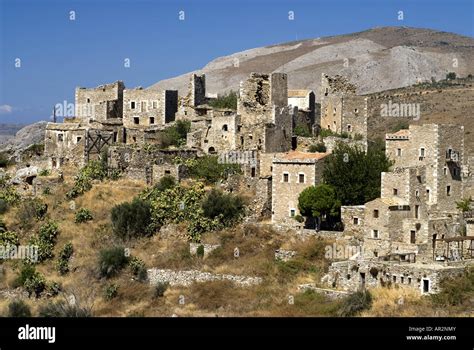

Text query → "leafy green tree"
[298,184,341,229]
[323,142,393,206]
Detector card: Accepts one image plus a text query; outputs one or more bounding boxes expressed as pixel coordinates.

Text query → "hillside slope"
[149,26,474,99]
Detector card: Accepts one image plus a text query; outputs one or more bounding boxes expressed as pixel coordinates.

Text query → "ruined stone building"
[185,72,293,157]
[45,81,126,169]
[44,80,179,169]
[324,123,474,294]
[320,73,368,140]
[271,151,329,226]
[288,89,318,134]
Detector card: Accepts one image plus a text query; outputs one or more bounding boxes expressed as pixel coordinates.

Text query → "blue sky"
[0,0,473,123]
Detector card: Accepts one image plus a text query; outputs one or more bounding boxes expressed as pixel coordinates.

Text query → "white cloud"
[0,105,13,114]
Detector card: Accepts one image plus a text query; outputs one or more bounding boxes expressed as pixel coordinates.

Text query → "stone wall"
[274,249,297,262]
[147,269,262,287]
[297,284,350,299]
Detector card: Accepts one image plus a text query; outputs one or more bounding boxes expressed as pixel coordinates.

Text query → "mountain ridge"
[149,26,474,99]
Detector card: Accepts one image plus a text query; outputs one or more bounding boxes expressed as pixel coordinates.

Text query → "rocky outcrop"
[0,121,47,160]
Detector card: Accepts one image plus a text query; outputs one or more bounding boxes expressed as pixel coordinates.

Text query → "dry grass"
[1,174,470,317]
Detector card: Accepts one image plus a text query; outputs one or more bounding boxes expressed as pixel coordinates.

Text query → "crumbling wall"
[44,123,87,169]
[108,146,196,183]
[324,259,465,294]
[147,268,262,287]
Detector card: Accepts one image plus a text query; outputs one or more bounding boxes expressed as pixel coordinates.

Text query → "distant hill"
[0,124,25,146]
[0,122,47,159]
[149,26,474,100]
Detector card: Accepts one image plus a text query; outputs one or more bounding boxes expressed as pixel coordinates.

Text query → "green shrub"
[42,187,51,195]
[337,290,372,316]
[0,180,21,205]
[319,128,335,138]
[208,91,238,110]
[66,160,108,199]
[111,198,153,240]
[38,301,93,317]
[8,300,31,317]
[104,283,119,300]
[142,181,222,242]
[182,156,241,184]
[202,189,244,226]
[0,153,9,168]
[154,282,169,298]
[56,243,74,275]
[431,268,474,306]
[29,221,59,262]
[340,132,350,139]
[46,281,61,297]
[390,120,409,133]
[98,246,129,278]
[154,175,176,192]
[14,264,36,287]
[109,169,121,181]
[129,256,147,281]
[0,198,8,214]
[308,143,326,153]
[446,72,456,80]
[38,169,51,177]
[18,199,48,228]
[23,271,46,298]
[75,208,93,223]
[294,125,312,137]
[0,230,19,246]
[196,244,205,258]
[161,120,191,148]
[293,214,304,223]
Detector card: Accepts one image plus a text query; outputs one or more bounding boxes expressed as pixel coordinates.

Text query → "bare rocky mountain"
[149,26,474,99]
[0,121,47,159]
